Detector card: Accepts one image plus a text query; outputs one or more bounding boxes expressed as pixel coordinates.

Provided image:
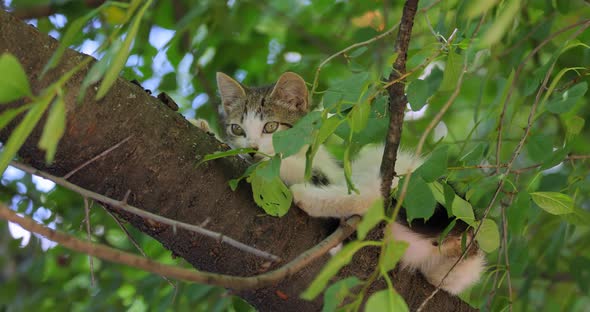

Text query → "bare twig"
[12,161,281,262]
[84,198,96,287]
[380,0,419,216]
[0,204,360,290]
[64,135,133,179]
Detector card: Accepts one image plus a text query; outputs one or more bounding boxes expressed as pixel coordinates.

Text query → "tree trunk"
[0,10,476,312]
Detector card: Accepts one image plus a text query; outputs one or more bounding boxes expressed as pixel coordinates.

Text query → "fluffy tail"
[391,222,485,294]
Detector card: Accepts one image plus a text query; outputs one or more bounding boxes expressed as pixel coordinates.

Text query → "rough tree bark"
[0,10,476,312]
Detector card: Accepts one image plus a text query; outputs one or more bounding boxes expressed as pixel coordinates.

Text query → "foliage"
[1,0,590,311]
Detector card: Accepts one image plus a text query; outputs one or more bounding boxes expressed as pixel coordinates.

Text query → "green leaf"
[198,148,260,166]
[301,241,369,300]
[459,142,486,165]
[0,97,52,174]
[530,192,574,215]
[273,111,321,158]
[452,195,476,226]
[255,155,282,179]
[407,79,430,111]
[305,116,343,180]
[38,96,66,163]
[507,192,530,235]
[322,277,361,312]
[96,0,152,99]
[228,163,259,191]
[0,105,31,131]
[561,207,590,227]
[480,0,521,46]
[564,115,585,141]
[248,157,291,217]
[476,218,500,253]
[348,99,370,133]
[416,145,448,182]
[546,82,587,114]
[357,198,384,240]
[42,13,94,75]
[526,135,553,163]
[0,53,33,103]
[466,0,500,17]
[78,40,119,102]
[440,49,462,92]
[380,239,408,273]
[348,47,368,58]
[365,289,409,312]
[398,175,437,222]
[540,147,569,170]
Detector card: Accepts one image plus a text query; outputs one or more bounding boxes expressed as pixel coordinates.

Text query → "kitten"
[205,72,485,295]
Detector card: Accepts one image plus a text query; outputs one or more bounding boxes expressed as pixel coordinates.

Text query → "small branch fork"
[380,0,419,216]
[0,202,360,290]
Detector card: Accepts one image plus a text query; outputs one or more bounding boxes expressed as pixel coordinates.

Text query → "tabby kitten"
[210,72,485,295]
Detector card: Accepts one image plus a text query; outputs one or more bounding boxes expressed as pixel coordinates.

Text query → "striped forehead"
[242,111,265,138]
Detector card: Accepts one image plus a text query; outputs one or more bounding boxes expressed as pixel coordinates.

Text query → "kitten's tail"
[391,222,485,294]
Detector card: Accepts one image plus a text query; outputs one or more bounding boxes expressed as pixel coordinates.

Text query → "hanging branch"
[380,0,419,215]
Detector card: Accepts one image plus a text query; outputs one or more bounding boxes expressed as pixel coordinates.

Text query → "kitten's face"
[216,72,309,160]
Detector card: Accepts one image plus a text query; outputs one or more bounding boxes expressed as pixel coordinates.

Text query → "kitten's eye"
[230,124,245,136]
[263,121,279,133]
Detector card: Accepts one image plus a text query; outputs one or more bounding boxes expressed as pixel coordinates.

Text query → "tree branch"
[12,160,281,262]
[0,203,359,290]
[380,0,419,215]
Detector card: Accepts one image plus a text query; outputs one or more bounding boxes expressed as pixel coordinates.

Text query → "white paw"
[189,118,212,132]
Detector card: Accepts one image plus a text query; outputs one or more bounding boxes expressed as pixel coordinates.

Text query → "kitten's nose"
[248,147,259,158]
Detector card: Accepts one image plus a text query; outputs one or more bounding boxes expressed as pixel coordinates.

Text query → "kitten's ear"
[270,72,308,112]
[216,72,246,112]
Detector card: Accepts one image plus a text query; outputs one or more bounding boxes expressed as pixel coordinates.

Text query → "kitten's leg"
[391,222,485,294]
[290,183,380,218]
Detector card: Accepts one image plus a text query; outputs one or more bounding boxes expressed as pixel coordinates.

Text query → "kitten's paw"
[189,118,212,132]
[421,251,486,295]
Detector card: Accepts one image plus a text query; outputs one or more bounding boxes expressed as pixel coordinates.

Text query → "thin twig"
[64,135,133,179]
[12,161,281,262]
[0,204,360,290]
[84,198,96,287]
